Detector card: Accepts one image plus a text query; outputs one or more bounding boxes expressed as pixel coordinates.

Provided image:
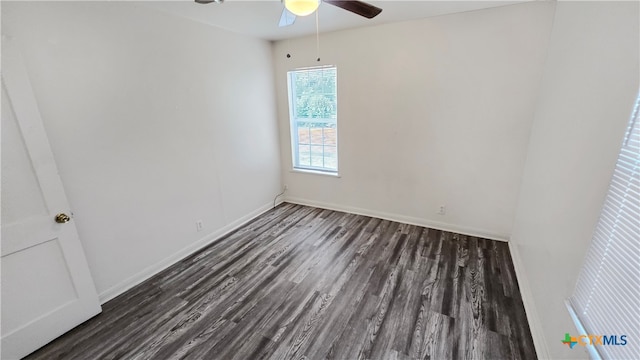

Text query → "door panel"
[0,88,48,224]
[1,40,101,360]
[2,240,78,334]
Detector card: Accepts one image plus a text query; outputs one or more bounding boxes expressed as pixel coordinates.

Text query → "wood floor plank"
[25,203,537,360]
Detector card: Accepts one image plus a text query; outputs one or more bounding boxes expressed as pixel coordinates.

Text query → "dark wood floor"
[26,203,536,360]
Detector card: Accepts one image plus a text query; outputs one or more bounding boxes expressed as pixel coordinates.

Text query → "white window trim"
[289,168,341,177]
[565,301,603,360]
[287,66,338,174]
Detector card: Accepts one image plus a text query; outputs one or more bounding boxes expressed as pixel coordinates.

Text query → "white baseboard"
[284,197,509,242]
[508,241,551,359]
[98,201,280,304]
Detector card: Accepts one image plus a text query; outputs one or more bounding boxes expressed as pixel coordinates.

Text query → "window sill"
[565,301,602,359]
[290,168,341,178]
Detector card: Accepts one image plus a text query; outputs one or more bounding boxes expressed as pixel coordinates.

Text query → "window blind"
[569,93,640,360]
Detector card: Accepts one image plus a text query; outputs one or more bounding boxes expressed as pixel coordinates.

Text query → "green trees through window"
[293,68,337,121]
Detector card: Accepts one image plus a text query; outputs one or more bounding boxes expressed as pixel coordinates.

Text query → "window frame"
[567,91,640,360]
[287,66,338,175]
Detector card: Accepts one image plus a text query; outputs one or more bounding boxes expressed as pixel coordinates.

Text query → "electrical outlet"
[196,220,204,232]
[437,206,446,215]
[284,184,289,191]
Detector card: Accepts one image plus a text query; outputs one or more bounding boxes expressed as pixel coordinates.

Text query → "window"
[288,66,338,173]
[568,92,639,360]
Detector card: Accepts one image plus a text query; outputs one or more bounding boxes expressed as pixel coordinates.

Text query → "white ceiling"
[144,0,530,41]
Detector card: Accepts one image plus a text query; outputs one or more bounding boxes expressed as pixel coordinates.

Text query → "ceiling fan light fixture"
[284,0,320,17]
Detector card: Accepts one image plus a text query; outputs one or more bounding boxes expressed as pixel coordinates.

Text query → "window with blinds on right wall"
[567,91,640,360]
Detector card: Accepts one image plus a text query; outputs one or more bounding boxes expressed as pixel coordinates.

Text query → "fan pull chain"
[316,10,321,62]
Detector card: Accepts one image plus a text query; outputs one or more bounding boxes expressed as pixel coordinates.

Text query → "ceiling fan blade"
[195,0,223,4]
[323,0,382,19]
[279,8,297,27]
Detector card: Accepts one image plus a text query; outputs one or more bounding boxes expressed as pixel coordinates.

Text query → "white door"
[1,40,101,360]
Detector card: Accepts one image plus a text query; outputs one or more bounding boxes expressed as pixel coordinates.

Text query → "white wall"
[2,2,281,301]
[510,2,640,359]
[273,1,555,241]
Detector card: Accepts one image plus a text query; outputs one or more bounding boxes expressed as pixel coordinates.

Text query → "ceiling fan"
[194,0,383,28]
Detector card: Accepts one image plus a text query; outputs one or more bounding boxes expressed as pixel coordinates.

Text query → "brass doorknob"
[55,213,71,224]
